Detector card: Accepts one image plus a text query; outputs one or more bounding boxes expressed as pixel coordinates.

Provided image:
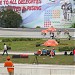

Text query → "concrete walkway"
[0,63,75,75]
[0,51,72,55]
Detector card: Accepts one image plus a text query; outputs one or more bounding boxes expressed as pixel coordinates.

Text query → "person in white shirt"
[2,43,8,56]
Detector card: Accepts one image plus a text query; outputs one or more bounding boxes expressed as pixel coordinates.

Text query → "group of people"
[34,48,56,58]
[41,26,56,39]
[41,31,55,39]
[41,27,71,40]
[57,29,71,40]
[2,43,75,75]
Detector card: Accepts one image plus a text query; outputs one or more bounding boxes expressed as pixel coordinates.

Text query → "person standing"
[2,43,8,56]
[4,56,14,75]
[73,49,75,62]
[50,32,54,39]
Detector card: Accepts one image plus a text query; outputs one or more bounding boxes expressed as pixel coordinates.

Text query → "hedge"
[2,38,41,42]
[58,46,75,52]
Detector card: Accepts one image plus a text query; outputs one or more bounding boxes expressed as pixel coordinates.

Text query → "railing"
[0,66,75,75]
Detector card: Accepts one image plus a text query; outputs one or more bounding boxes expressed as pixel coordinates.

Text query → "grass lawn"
[0,55,75,65]
[0,38,75,65]
[0,38,75,52]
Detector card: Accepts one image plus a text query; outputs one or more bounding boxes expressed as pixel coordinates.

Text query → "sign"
[0,0,75,28]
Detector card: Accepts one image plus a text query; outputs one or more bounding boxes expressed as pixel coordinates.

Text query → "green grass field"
[0,55,75,65]
[0,38,75,65]
[0,38,75,52]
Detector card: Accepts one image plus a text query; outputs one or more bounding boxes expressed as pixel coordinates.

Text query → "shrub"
[58,46,75,52]
[55,39,60,43]
[12,38,20,41]
[71,23,75,28]
[2,38,41,42]
[2,38,12,42]
[36,26,41,28]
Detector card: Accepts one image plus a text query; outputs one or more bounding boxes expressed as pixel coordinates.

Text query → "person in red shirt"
[4,56,14,75]
[50,50,54,58]
[73,49,75,62]
[73,49,75,55]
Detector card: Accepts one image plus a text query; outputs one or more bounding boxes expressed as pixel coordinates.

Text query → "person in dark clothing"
[47,49,50,55]
[50,32,54,39]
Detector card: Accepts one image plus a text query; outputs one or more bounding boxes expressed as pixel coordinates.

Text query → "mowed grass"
[0,39,75,52]
[0,55,75,65]
[0,38,75,65]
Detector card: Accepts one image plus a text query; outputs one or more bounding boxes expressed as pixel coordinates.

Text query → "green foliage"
[2,38,41,42]
[0,9,22,28]
[2,38,12,42]
[20,25,25,28]
[55,39,60,43]
[58,46,75,52]
[0,37,75,52]
[71,23,75,28]
[36,26,41,28]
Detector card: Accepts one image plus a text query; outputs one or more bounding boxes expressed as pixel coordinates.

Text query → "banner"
[0,0,75,28]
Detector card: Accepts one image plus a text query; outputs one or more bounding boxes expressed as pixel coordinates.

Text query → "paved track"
[0,28,75,38]
[0,51,72,55]
[0,28,75,32]
[0,63,75,75]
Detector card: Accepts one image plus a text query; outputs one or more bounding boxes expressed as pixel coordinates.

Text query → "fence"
[0,66,75,75]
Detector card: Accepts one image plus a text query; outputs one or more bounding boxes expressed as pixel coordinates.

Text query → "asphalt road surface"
[0,28,75,38]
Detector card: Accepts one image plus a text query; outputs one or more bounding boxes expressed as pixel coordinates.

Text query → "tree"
[0,9,22,28]
[71,23,75,28]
